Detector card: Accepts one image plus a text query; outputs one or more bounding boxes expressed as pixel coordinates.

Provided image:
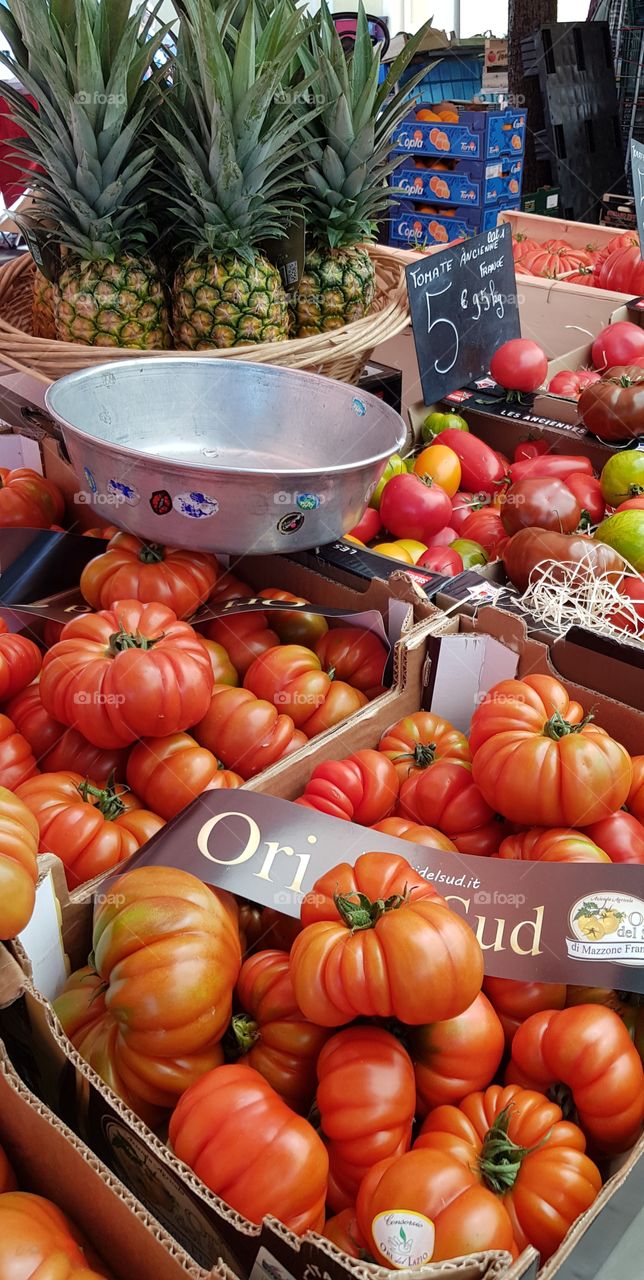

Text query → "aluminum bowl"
[44,358,406,555]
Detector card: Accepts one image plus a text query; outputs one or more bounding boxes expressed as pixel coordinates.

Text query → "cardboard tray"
[497,210,633,308]
[0,1038,235,1280]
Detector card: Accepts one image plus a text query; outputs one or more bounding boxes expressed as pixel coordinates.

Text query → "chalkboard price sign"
[406,223,521,406]
[630,138,644,255]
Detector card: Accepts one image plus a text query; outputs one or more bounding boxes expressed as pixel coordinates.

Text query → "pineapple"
[32,269,57,340]
[0,0,171,349]
[161,0,313,349]
[293,3,431,338]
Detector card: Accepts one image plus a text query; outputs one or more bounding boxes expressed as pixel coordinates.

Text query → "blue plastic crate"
[387,197,520,248]
[393,157,523,209]
[399,54,483,106]
[393,105,526,161]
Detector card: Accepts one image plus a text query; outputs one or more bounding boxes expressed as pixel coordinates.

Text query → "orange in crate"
[416,108,441,122]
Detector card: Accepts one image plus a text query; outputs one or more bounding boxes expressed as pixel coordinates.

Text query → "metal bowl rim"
[44,357,407,478]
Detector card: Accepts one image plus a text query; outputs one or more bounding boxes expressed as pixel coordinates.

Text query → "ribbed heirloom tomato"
[582,811,644,864]
[55,867,241,1121]
[507,1005,644,1153]
[0,467,64,528]
[409,993,505,1113]
[257,588,329,647]
[372,817,457,853]
[0,786,40,940]
[378,711,470,783]
[234,949,329,1113]
[16,771,164,888]
[628,756,644,823]
[290,851,483,1027]
[0,633,42,701]
[497,828,610,863]
[399,760,501,855]
[296,749,399,825]
[201,639,239,685]
[317,1027,416,1212]
[315,627,388,698]
[40,601,214,749]
[204,610,280,677]
[470,675,632,826]
[0,1193,109,1280]
[6,682,129,785]
[169,1064,328,1232]
[193,684,307,778]
[0,714,38,790]
[80,532,219,618]
[323,1210,366,1259]
[483,977,567,1048]
[244,645,367,738]
[415,1084,602,1259]
[127,732,242,819]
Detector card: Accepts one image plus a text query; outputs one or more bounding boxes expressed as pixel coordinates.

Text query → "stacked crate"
[387,102,526,249]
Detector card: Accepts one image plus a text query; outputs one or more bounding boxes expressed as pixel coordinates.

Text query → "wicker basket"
[0,244,412,384]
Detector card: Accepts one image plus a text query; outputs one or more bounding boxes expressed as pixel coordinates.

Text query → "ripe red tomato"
[598,246,644,296]
[169,1064,328,1232]
[615,496,644,513]
[399,761,497,852]
[610,575,644,632]
[0,713,38,790]
[497,827,609,863]
[424,524,459,546]
[483,976,567,1048]
[379,473,452,542]
[205,611,280,677]
[451,492,481,533]
[410,993,504,1113]
[378,710,470,783]
[257,589,329,648]
[127,732,242,819]
[592,320,644,370]
[490,339,548,393]
[40,602,214,749]
[582,811,644,864]
[564,473,605,526]
[436,432,506,496]
[507,1005,644,1153]
[296,749,399,825]
[417,547,463,574]
[315,627,388,697]
[244,645,367,738]
[291,852,483,1027]
[548,369,601,399]
[628,756,644,824]
[372,816,458,853]
[347,507,381,542]
[235,949,329,1113]
[194,684,306,779]
[6,682,129,785]
[0,1192,109,1280]
[0,634,42,701]
[500,477,581,536]
[459,508,507,556]
[80,533,219,618]
[513,439,550,462]
[0,786,40,940]
[317,1027,416,1211]
[0,468,65,528]
[322,1211,365,1258]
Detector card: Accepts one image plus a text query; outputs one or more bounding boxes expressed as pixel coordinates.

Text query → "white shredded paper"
[518,552,644,648]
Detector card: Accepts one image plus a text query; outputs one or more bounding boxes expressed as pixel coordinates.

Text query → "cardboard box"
[497,209,633,305]
[0,1038,234,1280]
[0,946,511,1280]
[393,106,526,162]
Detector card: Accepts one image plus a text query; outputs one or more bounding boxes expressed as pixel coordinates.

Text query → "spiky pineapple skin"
[292,246,376,338]
[173,253,289,349]
[55,257,169,349]
[32,267,57,340]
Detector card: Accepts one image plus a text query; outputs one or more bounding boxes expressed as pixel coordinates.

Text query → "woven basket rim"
[0,244,411,369]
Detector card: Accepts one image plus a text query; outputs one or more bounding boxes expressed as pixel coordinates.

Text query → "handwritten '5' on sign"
[405,224,521,406]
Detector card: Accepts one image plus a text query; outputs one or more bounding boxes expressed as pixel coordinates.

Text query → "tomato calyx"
[606,374,644,389]
[231,1012,260,1054]
[578,508,593,532]
[334,888,409,931]
[542,710,594,741]
[546,1082,579,1126]
[393,741,438,770]
[138,542,166,564]
[108,623,164,654]
[478,1104,550,1192]
[77,773,129,821]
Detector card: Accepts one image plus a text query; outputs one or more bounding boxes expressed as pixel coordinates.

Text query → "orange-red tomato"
[16,770,164,888]
[208,572,252,602]
[0,713,38,790]
[80,533,219,618]
[415,1084,602,1259]
[169,1064,328,1233]
[399,760,498,853]
[496,827,610,863]
[200,638,238,686]
[317,1027,416,1212]
[372,816,458,853]
[300,850,445,927]
[470,675,632,826]
[0,467,65,527]
[315,627,388,698]
[410,993,505,1113]
[628,756,644,823]
[0,633,42,701]
[582,811,644,864]
[483,977,567,1048]
[204,611,280,677]
[0,1192,109,1280]
[0,786,40,940]
[193,684,307,779]
[323,1209,366,1259]
[258,588,329,647]
[378,710,470,782]
[290,852,483,1027]
[244,645,368,738]
[127,732,242,820]
[235,949,329,1113]
[507,1005,644,1153]
[40,601,214,749]
[6,682,129,785]
[296,749,399,825]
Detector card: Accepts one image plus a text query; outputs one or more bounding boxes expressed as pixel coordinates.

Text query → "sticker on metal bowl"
[150,489,173,516]
[296,493,321,511]
[372,1211,435,1269]
[83,466,97,494]
[107,478,139,505]
[277,511,304,534]
[352,397,367,416]
[173,491,219,519]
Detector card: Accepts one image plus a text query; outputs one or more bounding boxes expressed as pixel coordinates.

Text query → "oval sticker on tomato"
[372,1211,435,1269]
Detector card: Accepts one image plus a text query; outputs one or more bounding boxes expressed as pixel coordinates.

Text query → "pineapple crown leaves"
[296,3,439,247]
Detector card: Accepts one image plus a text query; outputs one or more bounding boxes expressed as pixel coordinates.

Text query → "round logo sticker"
[567,891,644,966]
[173,491,219,519]
[352,397,367,416]
[372,1211,435,1269]
[277,511,304,534]
[296,493,321,511]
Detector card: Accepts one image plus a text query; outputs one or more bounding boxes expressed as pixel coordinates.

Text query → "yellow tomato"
[343,534,365,546]
[371,542,414,564]
[396,539,428,564]
[413,444,462,497]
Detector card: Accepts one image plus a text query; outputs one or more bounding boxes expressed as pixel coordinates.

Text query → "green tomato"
[449,538,489,568]
[594,510,644,572]
[600,452,644,507]
[422,411,469,444]
[369,453,407,510]
[405,456,416,472]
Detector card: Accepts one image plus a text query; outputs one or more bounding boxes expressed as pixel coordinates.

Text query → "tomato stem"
[392,742,438,770]
[108,623,164,654]
[542,710,594,740]
[334,888,409,931]
[138,543,166,564]
[231,1013,260,1054]
[478,1104,550,1192]
[546,1083,579,1126]
[77,772,129,821]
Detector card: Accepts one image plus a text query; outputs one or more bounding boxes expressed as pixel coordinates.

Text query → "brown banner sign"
[119,790,644,993]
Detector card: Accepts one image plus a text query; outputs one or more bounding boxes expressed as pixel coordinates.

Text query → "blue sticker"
[352,397,367,416]
[107,478,139,505]
[173,491,219,519]
[83,466,97,494]
[296,493,320,511]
